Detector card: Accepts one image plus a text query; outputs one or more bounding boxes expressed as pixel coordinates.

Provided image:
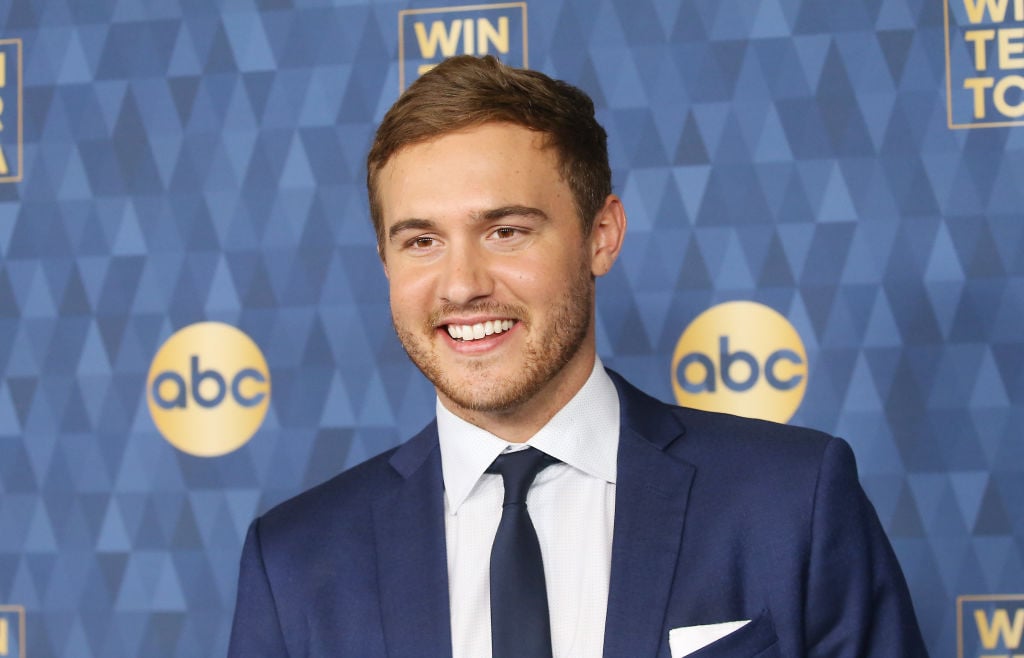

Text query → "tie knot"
[488,447,555,506]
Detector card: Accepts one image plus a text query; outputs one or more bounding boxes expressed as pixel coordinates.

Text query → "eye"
[406,236,436,250]
[486,225,531,251]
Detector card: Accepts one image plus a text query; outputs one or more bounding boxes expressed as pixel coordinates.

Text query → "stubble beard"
[393,265,595,416]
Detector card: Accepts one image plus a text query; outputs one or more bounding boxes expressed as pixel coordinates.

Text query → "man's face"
[377,123,618,429]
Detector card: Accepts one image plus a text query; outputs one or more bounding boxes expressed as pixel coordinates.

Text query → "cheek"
[388,278,418,312]
[388,269,437,315]
[492,254,549,286]
[520,252,585,290]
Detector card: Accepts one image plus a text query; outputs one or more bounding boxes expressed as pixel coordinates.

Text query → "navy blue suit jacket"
[228,371,927,657]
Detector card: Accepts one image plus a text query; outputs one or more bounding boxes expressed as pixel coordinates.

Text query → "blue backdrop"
[1,0,1022,656]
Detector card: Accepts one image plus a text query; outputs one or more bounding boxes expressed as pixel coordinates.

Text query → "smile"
[446,320,516,341]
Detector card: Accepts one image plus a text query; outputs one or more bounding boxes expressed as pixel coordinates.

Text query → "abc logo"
[147,322,270,457]
[671,301,807,423]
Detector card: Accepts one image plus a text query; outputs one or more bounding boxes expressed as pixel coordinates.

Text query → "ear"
[589,194,627,277]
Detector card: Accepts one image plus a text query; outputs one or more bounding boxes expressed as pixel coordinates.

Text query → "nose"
[438,240,494,306]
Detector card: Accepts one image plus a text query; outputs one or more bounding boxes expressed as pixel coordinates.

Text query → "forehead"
[384,123,554,177]
[377,123,567,220]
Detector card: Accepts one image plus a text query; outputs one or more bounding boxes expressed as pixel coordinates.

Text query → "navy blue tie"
[488,448,556,658]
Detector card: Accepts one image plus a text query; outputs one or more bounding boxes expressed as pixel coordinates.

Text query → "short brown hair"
[366,55,610,248]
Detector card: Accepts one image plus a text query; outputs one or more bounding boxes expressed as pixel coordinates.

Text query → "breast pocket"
[670,608,780,658]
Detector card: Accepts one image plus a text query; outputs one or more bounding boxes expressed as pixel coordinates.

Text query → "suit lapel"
[603,372,696,658]
[373,423,453,658]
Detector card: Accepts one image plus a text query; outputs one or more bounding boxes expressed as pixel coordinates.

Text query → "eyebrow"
[478,205,549,222]
[387,205,550,241]
[387,218,435,241]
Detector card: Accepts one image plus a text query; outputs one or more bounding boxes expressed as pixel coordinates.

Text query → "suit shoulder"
[678,405,832,448]
[610,369,841,486]
[258,419,439,530]
[680,404,838,463]
[257,445,401,535]
[610,368,837,466]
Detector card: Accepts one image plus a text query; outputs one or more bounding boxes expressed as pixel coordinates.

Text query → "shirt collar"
[437,357,620,515]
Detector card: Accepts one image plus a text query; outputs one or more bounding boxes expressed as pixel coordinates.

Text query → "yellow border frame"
[943,0,1024,130]
[0,605,26,658]
[957,594,1024,658]
[0,38,23,183]
[398,2,529,91]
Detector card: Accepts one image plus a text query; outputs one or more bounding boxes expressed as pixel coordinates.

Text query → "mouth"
[444,319,517,342]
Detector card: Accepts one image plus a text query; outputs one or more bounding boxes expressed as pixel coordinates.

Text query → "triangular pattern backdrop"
[0,0,1022,655]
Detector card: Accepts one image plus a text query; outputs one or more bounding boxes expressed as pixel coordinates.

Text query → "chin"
[437,381,526,415]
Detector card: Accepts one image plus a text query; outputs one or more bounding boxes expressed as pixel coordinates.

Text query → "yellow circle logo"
[147,322,271,457]
[671,301,807,423]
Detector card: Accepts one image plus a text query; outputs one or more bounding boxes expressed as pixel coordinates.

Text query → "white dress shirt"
[437,357,620,658]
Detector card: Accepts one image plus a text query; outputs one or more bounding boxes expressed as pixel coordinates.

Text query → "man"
[228,55,927,657]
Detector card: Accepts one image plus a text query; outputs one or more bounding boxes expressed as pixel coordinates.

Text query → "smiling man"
[228,56,927,657]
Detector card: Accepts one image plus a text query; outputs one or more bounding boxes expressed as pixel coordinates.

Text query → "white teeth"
[447,320,516,342]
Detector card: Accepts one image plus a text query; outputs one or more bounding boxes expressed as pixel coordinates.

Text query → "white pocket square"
[669,619,751,657]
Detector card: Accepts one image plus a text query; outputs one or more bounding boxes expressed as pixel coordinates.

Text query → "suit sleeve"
[804,437,928,657]
[228,518,291,658]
